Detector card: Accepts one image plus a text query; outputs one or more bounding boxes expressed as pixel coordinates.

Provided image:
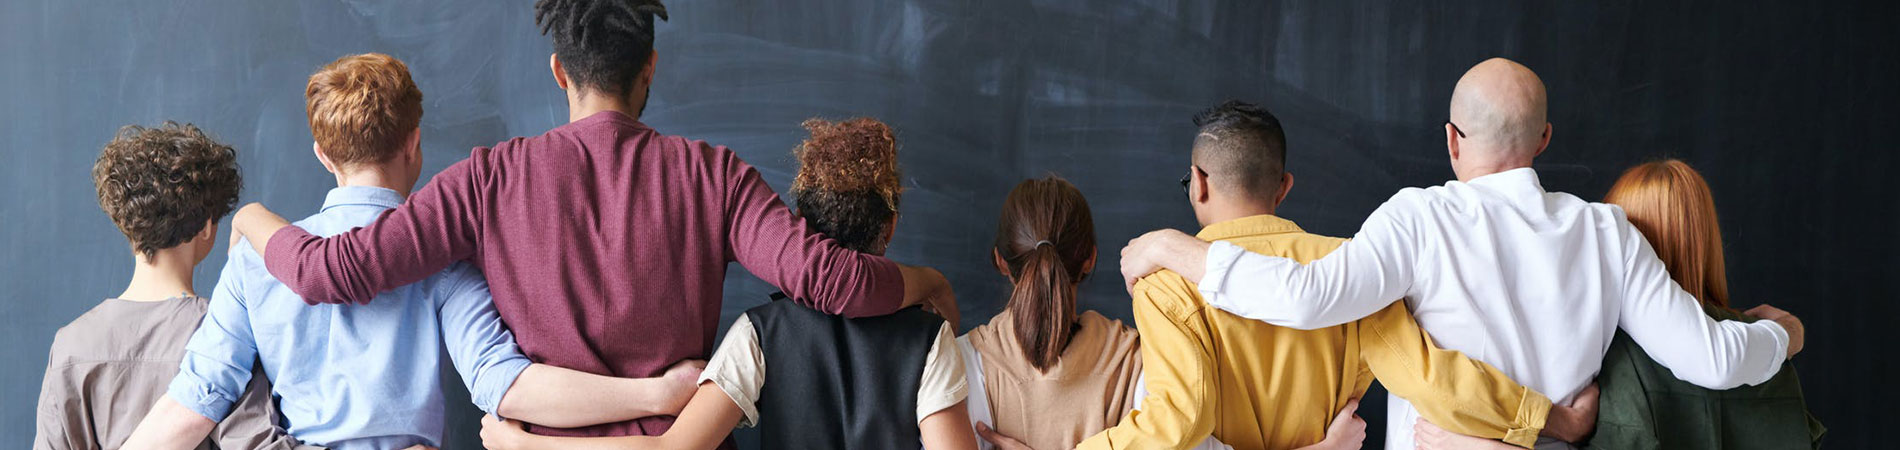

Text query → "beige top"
[961,310,1143,450]
[700,315,967,428]
[34,296,311,450]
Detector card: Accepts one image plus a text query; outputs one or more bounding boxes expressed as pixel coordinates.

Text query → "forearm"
[233,203,291,257]
[122,395,218,450]
[1359,304,1546,447]
[919,402,979,450]
[497,364,677,428]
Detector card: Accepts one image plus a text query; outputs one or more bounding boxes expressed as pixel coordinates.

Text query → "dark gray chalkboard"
[3,1,1893,448]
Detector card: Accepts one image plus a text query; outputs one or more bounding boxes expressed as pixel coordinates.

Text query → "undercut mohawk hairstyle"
[535,0,669,96]
[1191,99,1288,199]
[789,117,904,253]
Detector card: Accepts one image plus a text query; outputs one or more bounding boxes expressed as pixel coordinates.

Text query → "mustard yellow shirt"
[1077,215,1550,450]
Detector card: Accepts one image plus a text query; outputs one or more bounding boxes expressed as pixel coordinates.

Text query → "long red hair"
[1603,159,1729,308]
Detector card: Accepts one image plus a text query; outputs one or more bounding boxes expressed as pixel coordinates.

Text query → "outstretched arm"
[497,362,704,428]
[1119,200,1420,330]
[121,396,217,450]
[1357,302,1551,447]
[1076,274,1219,450]
[433,263,702,427]
[480,382,744,450]
[1615,221,1794,389]
[237,155,488,305]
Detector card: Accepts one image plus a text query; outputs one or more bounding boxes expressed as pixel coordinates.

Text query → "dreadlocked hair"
[790,117,904,254]
[534,0,669,96]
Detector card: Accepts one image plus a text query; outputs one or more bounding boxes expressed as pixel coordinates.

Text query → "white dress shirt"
[1192,168,1788,449]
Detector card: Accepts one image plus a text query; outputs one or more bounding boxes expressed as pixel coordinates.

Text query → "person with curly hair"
[226,3,957,443]
[118,53,704,450]
[34,122,309,449]
[478,118,978,450]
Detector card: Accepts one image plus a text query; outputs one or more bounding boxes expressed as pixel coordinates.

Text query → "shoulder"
[1131,270,1204,319]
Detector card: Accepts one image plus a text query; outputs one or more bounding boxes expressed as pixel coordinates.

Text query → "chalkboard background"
[3,0,1894,448]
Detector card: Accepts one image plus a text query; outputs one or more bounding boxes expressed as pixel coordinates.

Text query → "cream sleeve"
[699,315,766,428]
[915,322,969,423]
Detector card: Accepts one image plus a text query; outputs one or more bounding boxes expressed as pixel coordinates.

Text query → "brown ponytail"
[994,176,1095,372]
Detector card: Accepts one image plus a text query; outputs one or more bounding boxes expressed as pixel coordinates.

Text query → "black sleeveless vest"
[747,295,944,449]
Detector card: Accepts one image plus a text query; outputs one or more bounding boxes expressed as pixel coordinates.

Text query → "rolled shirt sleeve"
[701,315,767,428]
[433,262,532,415]
[914,323,968,422]
[168,248,267,422]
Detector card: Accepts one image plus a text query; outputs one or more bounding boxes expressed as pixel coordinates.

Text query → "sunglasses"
[1448,120,1467,138]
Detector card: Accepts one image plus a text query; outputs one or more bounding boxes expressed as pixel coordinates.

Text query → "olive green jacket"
[1586,305,1825,449]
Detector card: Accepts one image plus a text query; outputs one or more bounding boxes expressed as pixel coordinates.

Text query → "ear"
[313,142,340,175]
[992,248,1013,280]
[550,53,570,91]
[1445,123,1461,162]
[404,127,423,164]
[1273,172,1296,207]
[640,50,659,89]
[1534,123,1552,158]
[1192,166,1212,204]
[1079,247,1098,280]
[881,213,899,246]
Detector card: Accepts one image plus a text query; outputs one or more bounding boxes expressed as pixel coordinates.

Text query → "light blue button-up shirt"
[169,186,531,449]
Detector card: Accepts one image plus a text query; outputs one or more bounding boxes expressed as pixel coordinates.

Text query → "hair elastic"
[1034,240,1054,248]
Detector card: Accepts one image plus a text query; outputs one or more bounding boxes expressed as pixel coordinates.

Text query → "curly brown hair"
[789,117,903,253]
[92,122,242,259]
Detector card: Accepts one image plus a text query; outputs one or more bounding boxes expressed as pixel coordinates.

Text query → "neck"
[335,165,412,199]
[118,247,198,302]
[1202,199,1277,226]
[567,89,639,123]
[1455,160,1533,182]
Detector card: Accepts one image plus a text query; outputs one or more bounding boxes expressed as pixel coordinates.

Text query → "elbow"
[1676,365,1750,390]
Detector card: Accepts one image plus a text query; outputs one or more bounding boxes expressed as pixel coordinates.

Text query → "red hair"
[1604,159,1730,308]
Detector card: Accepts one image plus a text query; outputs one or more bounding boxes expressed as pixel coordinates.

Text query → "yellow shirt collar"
[1195,214,1306,241]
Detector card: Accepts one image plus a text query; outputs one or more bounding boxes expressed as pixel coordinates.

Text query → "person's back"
[958,176,1145,450]
[747,300,947,448]
[1116,61,1800,450]
[475,118,976,450]
[1081,101,1556,450]
[224,192,490,447]
[36,123,300,450]
[963,310,1141,450]
[1586,160,1824,449]
[231,2,951,440]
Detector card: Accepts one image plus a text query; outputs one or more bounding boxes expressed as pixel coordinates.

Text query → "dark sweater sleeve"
[716,145,904,317]
[263,154,487,305]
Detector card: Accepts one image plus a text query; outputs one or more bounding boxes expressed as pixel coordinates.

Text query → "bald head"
[1450,58,1549,158]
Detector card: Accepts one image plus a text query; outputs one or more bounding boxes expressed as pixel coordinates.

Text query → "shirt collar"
[1196,214,1306,241]
[1462,167,1547,195]
[320,186,405,212]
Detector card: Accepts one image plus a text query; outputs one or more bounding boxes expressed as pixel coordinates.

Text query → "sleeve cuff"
[1501,388,1550,448]
[1195,241,1246,296]
[1753,319,1792,385]
[468,357,532,415]
[166,374,237,423]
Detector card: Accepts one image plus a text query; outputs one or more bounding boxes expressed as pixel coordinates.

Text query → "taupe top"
[34,296,310,450]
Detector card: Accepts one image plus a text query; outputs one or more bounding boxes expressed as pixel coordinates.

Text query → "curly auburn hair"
[306,53,423,167]
[92,122,242,259]
[789,117,903,253]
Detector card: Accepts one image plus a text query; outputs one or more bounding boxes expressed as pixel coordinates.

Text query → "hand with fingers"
[1744,304,1804,358]
[1298,398,1365,450]
[974,422,1037,450]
